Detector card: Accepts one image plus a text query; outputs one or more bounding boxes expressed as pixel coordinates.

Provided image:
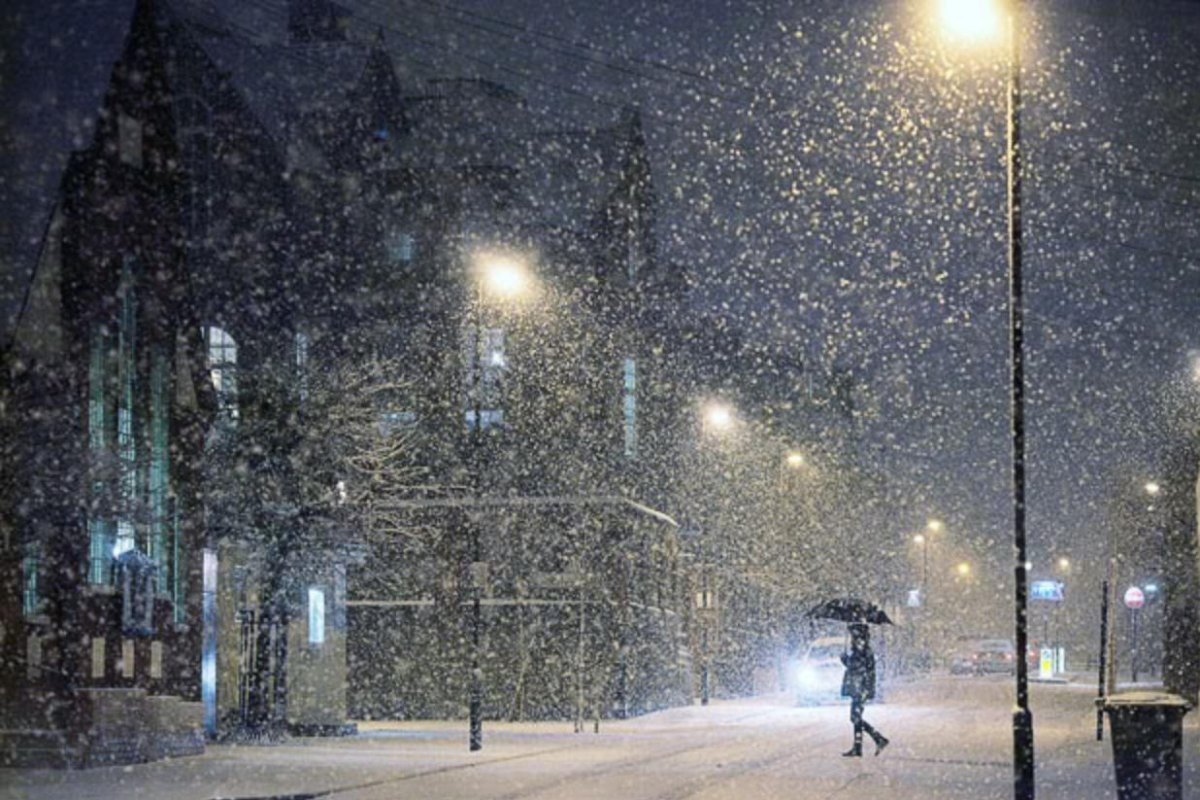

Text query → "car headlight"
[796,665,821,689]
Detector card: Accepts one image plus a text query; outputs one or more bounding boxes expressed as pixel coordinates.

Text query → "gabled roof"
[182,17,368,174]
[0,0,140,350]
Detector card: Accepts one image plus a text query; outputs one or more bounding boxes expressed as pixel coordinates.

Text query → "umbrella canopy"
[806,597,893,625]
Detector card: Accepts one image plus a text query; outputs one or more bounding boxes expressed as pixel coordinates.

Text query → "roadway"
[2,676,1195,800]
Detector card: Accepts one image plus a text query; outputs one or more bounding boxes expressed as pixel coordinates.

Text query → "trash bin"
[1100,691,1191,800]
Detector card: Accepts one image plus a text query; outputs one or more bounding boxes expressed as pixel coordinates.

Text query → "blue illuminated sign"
[1030,580,1064,601]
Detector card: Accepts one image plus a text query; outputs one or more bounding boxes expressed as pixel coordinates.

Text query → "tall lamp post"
[936,0,1033,795]
[696,401,735,705]
[1004,2,1035,792]
[466,250,530,751]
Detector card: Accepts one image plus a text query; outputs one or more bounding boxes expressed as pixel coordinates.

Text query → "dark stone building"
[2,0,696,763]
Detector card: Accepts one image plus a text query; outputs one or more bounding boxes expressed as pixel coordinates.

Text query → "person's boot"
[843,733,863,757]
[873,735,889,756]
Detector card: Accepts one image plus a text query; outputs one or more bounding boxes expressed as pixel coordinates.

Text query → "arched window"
[204,326,238,422]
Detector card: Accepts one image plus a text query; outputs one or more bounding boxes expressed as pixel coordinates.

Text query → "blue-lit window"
[308,587,326,645]
[87,327,114,584]
[295,330,309,404]
[380,410,418,436]
[205,326,238,423]
[623,357,638,459]
[22,548,39,617]
[465,327,507,431]
[385,228,415,265]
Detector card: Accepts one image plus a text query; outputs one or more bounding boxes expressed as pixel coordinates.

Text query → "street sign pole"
[1130,607,1140,684]
[1096,578,1109,741]
[1122,586,1145,687]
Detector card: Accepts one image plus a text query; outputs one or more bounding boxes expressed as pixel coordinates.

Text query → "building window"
[294,330,309,404]
[114,267,138,558]
[623,357,638,459]
[118,113,143,168]
[171,499,184,623]
[88,327,114,584]
[148,347,171,579]
[22,547,40,617]
[384,228,415,265]
[464,408,506,430]
[308,587,326,645]
[204,326,238,422]
[379,410,418,436]
[464,327,507,430]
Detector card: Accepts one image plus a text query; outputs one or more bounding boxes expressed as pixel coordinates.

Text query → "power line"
[405,0,716,85]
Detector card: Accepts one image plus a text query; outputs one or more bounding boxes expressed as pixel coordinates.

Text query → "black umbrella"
[806,597,893,625]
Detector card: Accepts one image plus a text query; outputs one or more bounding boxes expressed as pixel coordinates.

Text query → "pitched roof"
[0,0,140,349]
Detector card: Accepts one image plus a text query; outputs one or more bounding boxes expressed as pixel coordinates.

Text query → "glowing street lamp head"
[937,0,1003,42]
[1145,481,1161,496]
[1056,557,1070,572]
[785,451,806,468]
[476,252,530,298]
[956,562,972,577]
[703,402,734,431]
[926,518,944,534]
[913,533,926,545]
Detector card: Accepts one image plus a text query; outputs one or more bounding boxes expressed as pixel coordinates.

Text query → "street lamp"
[937,1,1033,794]
[785,451,805,468]
[956,561,972,578]
[937,0,1002,42]
[703,401,735,433]
[465,248,532,751]
[1144,481,1161,497]
[478,252,530,299]
[926,518,944,534]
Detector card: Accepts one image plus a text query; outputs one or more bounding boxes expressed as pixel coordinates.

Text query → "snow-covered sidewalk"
[1,678,1195,800]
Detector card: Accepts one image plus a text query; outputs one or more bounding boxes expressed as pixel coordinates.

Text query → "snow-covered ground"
[2,677,1196,800]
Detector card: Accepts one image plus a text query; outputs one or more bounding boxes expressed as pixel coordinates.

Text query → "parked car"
[792,635,847,704]
[949,637,1016,675]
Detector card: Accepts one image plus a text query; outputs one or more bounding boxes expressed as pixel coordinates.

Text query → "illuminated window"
[295,330,309,403]
[380,410,418,436]
[464,327,507,430]
[113,259,137,560]
[623,358,638,458]
[22,546,40,617]
[148,348,170,577]
[308,587,326,645]
[204,326,238,422]
[384,228,415,265]
[87,327,114,583]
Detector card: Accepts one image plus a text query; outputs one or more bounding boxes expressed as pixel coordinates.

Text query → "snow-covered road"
[2,677,1196,800]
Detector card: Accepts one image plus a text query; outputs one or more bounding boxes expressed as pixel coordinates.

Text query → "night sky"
[3,0,1199,599]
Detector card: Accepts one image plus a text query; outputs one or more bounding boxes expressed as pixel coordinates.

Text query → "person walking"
[841,622,888,757]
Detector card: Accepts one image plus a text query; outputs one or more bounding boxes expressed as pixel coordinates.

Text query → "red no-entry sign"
[1124,586,1145,610]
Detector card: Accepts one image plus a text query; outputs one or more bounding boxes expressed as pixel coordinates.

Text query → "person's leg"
[859,704,889,754]
[843,698,864,756]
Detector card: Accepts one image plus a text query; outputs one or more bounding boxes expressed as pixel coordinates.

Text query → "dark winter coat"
[840,648,876,700]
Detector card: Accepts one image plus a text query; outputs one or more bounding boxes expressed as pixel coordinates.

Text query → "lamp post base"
[1013,706,1035,799]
